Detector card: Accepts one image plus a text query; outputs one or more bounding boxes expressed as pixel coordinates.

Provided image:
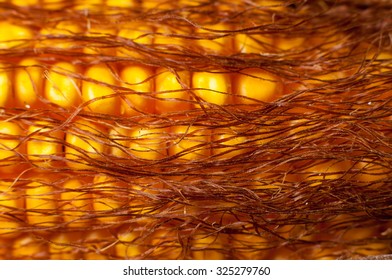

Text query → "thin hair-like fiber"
[0,0,391,259]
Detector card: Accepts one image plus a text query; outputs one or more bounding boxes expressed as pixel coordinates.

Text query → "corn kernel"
[27,122,64,167]
[45,62,82,109]
[192,72,231,106]
[92,175,129,224]
[0,181,23,238]
[288,119,321,141]
[354,161,387,183]
[142,0,176,9]
[12,235,48,259]
[25,181,59,227]
[84,23,117,55]
[260,0,285,11]
[109,126,130,158]
[234,68,282,104]
[15,59,43,109]
[128,182,157,220]
[129,128,167,160]
[153,26,188,49]
[60,179,91,228]
[74,0,104,11]
[275,36,305,51]
[212,128,248,158]
[49,232,81,260]
[117,24,154,58]
[82,64,119,115]
[120,65,155,115]
[170,125,210,160]
[38,21,82,50]
[106,0,136,7]
[0,64,12,108]
[65,120,106,169]
[42,0,67,9]
[155,68,192,113]
[144,0,200,10]
[0,21,33,49]
[11,0,39,5]
[115,230,140,259]
[230,233,270,259]
[344,226,388,257]
[0,122,24,173]
[148,228,182,259]
[303,161,348,184]
[234,33,273,54]
[192,234,224,260]
[82,230,114,259]
[197,23,233,55]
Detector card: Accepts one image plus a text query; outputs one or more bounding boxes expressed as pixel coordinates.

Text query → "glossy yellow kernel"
[0,22,33,49]
[314,72,347,84]
[260,0,285,11]
[231,233,270,259]
[11,0,39,5]
[25,181,59,227]
[82,64,119,115]
[197,23,233,55]
[49,233,77,260]
[124,179,161,222]
[12,235,48,259]
[142,0,177,9]
[109,126,130,158]
[117,24,154,58]
[149,229,182,259]
[74,0,104,11]
[49,232,81,260]
[170,125,210,160]
[234,68,282,104]
[234,33,273,54]
[45,62,81,109]
[303,161,348,184]
[212,128,248,158]
[192,234,225,260]
[60,179,91,228]
[92,175,129,223]
[0,64,12,107]
[120,65,155,115]
[192,72,231,106]
[115,230,140,259]
[0,181,23,238]
[129,128,167,160]
[42,0,67,9]
[65,120,106,169]
[38,21,82,49]
[275,36,305,51]
[354,161,387,183]
[15,59,43,109]
[82,230,114,260]
[0,122,23,173]
[27,122,63,168]
[143,0,200,9]
[106,0,135,7]
[374,52,392,60]
[84,24,117,55]
[155,68,192,113]
[153,26,187,48]
[344,226,388,257]
[296,71,350,93]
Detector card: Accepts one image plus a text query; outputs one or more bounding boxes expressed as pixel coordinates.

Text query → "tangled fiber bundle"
[0,0,391,259]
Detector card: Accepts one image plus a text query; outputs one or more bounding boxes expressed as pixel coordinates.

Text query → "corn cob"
[0,0,391,260]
